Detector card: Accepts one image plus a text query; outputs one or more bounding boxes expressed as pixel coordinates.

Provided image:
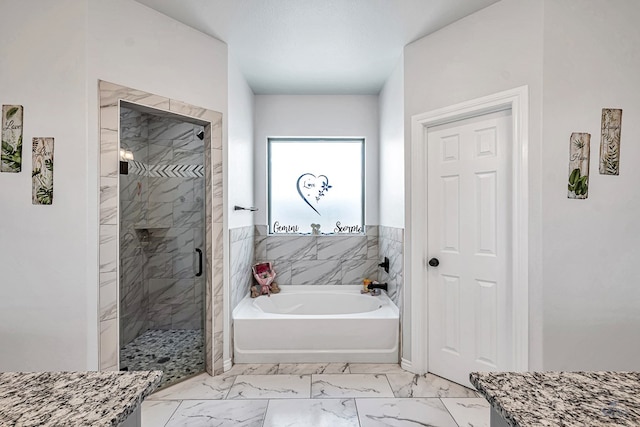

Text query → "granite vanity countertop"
[470,371,640,427]
[0,370,163,427]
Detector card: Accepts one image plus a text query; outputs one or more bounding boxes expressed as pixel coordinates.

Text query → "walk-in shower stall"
[118,104,206,387]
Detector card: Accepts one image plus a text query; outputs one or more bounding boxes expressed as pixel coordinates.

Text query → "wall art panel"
[32,137,54,205]
[599,108,622,175]
[567,132,590,200]
[1,105,24,172]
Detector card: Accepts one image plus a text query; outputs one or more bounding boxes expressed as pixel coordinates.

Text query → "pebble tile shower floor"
[142,363,490,426]
[120,329,204,389]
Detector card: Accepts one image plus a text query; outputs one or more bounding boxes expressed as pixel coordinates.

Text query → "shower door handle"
[195,248,203,277]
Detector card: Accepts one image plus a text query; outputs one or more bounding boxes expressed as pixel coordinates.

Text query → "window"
[268,138,364,235]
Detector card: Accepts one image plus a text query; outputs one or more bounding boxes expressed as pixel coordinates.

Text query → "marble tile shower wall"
[120,108,149,346]
[144,115,205,335]
[119,108,205,346]
[252,225,380,292]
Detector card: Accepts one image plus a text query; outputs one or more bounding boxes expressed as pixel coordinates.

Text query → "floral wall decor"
[568,132,590,199]
[599,108,622,175]
[32,137,54,205]
[1,105,24,173]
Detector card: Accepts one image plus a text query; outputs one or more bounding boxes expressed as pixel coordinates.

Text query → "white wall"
[253,95,380,226]
[227,54,255,229]
[378,57,405,228]
[0,0,229,371]
[86,0,229,369]
[0,1,90,370]
[541,0,640,370]
[403,0,545,369]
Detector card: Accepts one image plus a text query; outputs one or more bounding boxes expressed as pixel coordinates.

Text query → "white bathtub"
[233,285,399,363]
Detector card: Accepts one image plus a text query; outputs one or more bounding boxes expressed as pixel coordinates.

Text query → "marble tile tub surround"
[378,225,404,308]
[229,225,256,311]
[253,224,380,288]
[99,81,224,375]
[142,363,488,427]
[246,225,403,307]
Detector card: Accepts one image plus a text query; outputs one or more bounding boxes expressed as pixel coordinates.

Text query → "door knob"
[428,258,439,267]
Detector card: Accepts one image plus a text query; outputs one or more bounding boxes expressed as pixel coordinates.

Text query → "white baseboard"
[401,358,414,373]
[223,358,233,372]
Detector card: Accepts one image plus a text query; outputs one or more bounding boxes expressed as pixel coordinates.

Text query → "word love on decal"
[273,221,299,233]
[334,222,363,234]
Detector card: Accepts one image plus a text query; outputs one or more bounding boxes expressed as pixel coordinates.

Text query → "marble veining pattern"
[166,400,268,427]
[100,177,118,224]
[253,225,384,288]
[471,371,640,427]
[141,400,181,427]
[142,364,486,427]
[316,236,368,260]
[227,375,311,399]
[378,225,403,308]
[291,259,342,285]
[357,398,458,427]
[348,363,408,374]
[148,373,237,401]
[264,399,359,427]
[100,317,118,369]
[99,273,117,321]
[386,372,479,398]
[441,398,490,427]
[0,371,161,427]
[311,374,395,398]
[278,363,350,375]
[223,364,280,376]
[265,236,318,261]
[229,226,255,310]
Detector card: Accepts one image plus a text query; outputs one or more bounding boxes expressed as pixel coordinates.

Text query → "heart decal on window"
[296,173,332,215]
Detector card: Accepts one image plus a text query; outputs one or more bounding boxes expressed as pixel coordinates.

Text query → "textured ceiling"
[134,0,499,94]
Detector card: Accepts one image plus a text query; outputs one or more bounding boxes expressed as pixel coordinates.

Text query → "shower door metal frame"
[97,80,225,376]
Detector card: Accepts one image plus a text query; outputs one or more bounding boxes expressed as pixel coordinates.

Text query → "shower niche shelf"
[133,225,170,231]
[133,226,170,245]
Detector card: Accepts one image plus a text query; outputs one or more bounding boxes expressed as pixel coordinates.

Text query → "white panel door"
[427,110,512,387]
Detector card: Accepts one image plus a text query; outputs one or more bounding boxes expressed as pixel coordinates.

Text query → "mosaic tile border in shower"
[98,80,224,375]
[148,164,204,178]
[126,159,205,178]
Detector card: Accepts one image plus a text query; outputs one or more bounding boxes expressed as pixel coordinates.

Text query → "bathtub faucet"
[367,282,388,292]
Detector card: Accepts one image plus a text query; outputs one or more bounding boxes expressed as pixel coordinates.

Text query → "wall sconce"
[120,149,134,161]
[120,149,134,175]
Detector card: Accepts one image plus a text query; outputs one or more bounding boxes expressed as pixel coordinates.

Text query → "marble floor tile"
[222,363,279,377]
[148,372,236,400]
[348,363,407,374]
[356,398,458,427]
[141,400,180,427]
[386,372,478,398]
[226,375,311,399]
[278,363,350,375]
[263,398,359,427]
[441,397,490,427]
[311,374,394,398]
[165,400,268,427]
